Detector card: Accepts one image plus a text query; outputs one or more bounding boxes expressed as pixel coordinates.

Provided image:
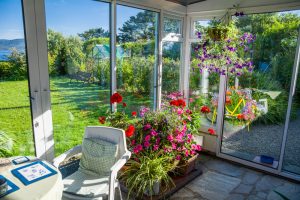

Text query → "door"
[0,0,36,157]
[217,10,300,179]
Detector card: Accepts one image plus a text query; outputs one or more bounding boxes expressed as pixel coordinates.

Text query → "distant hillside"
[0,39,25,51]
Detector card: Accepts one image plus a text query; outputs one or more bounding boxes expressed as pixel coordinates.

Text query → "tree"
[118,11,157,43]
[78,28,109,41]
[7,48,27,80]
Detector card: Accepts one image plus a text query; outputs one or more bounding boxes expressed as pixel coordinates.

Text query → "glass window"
[193,19,211,37]
[220,11,300,168]
[45,0,110,155]
[116,5,159,113]
[162,42,181,94]
[0,0,35,156]
[164,17,182,35]
[189,19,220,132]
[282,10,300,175]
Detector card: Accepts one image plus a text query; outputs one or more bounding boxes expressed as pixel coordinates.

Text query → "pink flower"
[144,141,150,148]
[133,144,143,154]
[192,144,202,151]
[164,147,172,153]
[177,108,184,115]
[177,147,182,151]
[190,150,196,155]
[171,143,177,150]
[176,155,181,160]
[176,134,184,143]
[185,150,189,157]
[187,134,193,140]
[150,129,158,136]
[145,135,151,142]
[167,135,173,142]
[153,145,159,151]
[186,109,192,114]
[189,98,194,103]
[131,140,136,146]
[143,124,151,130]
[156,137,161,144]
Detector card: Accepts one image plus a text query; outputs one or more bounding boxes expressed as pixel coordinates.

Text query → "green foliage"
[78,27,109,41]
[4,48,27,80]
[0,131,13,157]
[0,61,12,80]
[120,154,175,199]
[118,11,157,43]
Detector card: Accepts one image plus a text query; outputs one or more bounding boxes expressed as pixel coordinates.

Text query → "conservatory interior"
[1,0,300,199]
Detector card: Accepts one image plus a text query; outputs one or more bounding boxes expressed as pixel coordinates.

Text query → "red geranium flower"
[110,92,123,104]
[237,114,244,120]
[201,106,210,114]
[177,99,186,107]
[122,102,127,107]
[170,99,186,107]
[170,100,179,106]
[98,116,106,124]
[131,111,137,117]
[125,125,135,137]
[208,128,216,135]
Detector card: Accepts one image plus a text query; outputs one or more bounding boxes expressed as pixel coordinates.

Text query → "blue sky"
[0,0,140,39]
[0,0,299,40]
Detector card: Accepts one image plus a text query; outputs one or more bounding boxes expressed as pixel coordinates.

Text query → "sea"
[0,50,11,61]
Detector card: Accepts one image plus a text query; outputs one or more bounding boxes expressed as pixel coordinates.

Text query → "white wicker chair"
[53,126,131,200]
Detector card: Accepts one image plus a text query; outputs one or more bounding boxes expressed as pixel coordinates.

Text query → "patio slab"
[168,154,300,200]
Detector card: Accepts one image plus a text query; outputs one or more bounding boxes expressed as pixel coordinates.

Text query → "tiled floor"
[169,154,300,200]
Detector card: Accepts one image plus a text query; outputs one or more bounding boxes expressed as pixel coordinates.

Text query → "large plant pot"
[177,154,198,176]
[144,180,160,196]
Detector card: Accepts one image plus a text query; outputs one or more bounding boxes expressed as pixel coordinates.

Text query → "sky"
[0,0,140,39]
[0,0,299,40]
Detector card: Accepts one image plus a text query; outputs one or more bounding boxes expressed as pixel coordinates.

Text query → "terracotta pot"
[177,154,198,175]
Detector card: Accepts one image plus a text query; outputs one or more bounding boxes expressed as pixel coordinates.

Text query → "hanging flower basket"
[207,27,228,41]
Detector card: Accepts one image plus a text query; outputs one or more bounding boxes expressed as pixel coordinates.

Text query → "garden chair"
[53,126,131,200]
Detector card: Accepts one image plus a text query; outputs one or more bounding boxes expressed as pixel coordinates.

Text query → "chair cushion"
[63,170,109,198]
[79,138,118,176]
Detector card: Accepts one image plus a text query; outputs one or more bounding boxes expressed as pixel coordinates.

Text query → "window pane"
[282,10,300,175]
[189,19,220,133]
[45,0,110,155]
[164,17,182,35]
[162,42,181,94]
[220,11,300,168]
[193,20,211,36]
[0,0,35,156]
[116,5,159,113]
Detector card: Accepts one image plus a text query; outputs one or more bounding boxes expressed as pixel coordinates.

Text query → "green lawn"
[0,76,151,157]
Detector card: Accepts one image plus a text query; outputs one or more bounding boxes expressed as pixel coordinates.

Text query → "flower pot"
[177,154,198,175]
[144,180,160,196]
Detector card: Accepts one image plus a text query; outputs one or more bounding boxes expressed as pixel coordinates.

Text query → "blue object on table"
[0,175,19,198]
[11,161,57,186]
[12,156,30,165]
[260,155,274,165]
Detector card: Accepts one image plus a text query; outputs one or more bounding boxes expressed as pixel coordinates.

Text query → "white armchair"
[53,126,131,200]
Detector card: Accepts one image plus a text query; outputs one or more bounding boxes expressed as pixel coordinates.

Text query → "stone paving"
[169,154,300,200]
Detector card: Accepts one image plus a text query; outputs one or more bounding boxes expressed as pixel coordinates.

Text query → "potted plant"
[120,154,175,198]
